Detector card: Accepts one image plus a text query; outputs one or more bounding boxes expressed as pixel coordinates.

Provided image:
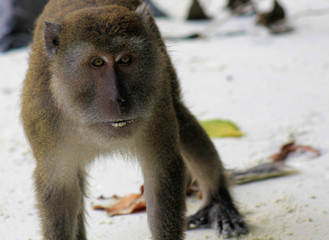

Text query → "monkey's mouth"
[104,119,134,128]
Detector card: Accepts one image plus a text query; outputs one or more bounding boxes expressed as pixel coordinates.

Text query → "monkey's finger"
[233,220,249,235]
[218,211,249,238]
[186,208,211,229]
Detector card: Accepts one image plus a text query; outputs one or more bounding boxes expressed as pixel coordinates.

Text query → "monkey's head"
[43,4,163,137]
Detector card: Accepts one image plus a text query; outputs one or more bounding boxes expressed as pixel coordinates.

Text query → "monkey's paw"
[187,203,248,238]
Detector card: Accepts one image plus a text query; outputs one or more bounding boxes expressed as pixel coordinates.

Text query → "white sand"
[1,0,329,239]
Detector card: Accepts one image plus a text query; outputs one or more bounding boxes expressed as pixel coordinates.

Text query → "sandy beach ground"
[0,0,329,239]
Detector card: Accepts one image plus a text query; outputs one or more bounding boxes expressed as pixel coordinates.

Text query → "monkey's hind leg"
[176,103,248,238]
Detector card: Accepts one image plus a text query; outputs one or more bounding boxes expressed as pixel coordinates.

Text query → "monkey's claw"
[187,203,248,238]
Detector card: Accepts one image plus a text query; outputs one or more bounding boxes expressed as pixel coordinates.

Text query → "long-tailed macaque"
[21,0,248,239]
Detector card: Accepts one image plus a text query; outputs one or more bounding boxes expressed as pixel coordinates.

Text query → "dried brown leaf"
[270,141,321,162]
[92,191,146,216]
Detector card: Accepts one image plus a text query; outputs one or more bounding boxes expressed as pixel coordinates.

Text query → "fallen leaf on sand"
[230,141,321,184]
[93,193,146,216]
[228,162,299,185]
[93,141,321,214]
[200,119,244,138]
[188,140,321,194]
[270,141,321,162]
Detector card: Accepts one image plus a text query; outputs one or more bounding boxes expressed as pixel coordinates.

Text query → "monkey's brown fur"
[21,1,248,239]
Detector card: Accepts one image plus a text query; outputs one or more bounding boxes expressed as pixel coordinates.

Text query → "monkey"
[21,0,248,239]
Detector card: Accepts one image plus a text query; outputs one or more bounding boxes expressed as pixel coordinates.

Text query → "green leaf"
[199,119,244,138]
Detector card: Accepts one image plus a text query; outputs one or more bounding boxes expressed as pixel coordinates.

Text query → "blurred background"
[1,0,329,239]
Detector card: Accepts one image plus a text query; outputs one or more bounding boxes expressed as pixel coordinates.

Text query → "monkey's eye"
[91,58,106,68]
[116,55,132,65]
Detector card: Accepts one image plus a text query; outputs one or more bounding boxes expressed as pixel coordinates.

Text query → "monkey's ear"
[44,22,62,57]
[135,3,152,25]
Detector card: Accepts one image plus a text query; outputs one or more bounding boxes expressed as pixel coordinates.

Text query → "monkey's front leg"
[34,163,86,240]
[139,148,186,240]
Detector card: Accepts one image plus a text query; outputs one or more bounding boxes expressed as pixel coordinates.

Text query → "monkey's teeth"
[110,120,134,128]
[111,122,126,128]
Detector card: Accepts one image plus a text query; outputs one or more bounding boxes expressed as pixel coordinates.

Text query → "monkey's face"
[45,6,162,137]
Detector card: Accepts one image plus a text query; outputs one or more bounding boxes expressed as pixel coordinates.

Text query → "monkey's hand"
[187,201,248,238]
